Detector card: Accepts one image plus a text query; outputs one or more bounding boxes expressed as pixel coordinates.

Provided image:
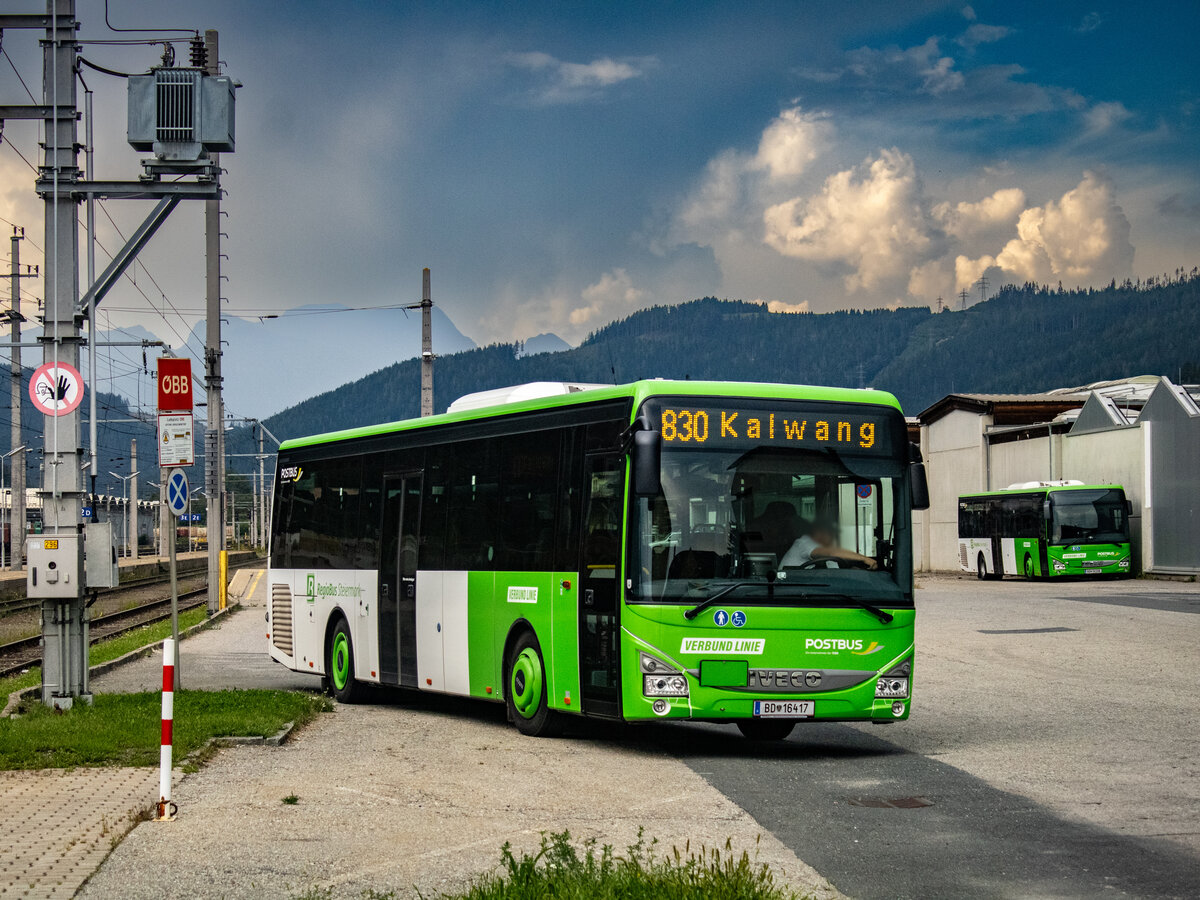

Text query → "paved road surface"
[82,570,839,900]
[637,576,1200,899]
[85,572,1200,899]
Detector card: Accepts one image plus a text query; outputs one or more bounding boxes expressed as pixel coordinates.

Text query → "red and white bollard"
[156,639,178,821]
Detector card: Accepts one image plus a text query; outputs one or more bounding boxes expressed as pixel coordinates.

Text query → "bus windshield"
[629,396,913,606]
[1050,489,1129,545]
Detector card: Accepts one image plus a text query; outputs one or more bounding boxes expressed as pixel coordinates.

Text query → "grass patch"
[436,830,807,900]
[0,689,331,769]
[282,794,300,805]
[0,605,209,700]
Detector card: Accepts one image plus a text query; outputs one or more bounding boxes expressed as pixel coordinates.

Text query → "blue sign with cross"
[166,469,190,516]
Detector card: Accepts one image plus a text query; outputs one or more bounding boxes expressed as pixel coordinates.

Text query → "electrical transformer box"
[84,523,120,590]
[127,68,236,160]
[27,534,83,599]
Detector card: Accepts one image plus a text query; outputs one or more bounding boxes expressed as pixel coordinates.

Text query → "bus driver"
[779,518,878,570]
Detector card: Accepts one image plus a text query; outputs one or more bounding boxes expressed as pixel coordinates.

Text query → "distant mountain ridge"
[231,274,1200,463]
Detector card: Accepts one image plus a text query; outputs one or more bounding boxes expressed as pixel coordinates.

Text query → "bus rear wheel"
[737,719,795,741]
[505,631,559,737]
[326,617,360,704]
[977,554,987,580]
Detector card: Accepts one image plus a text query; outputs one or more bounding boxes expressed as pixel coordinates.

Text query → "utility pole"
[257,423,265,550]
[421,268,433,416]
[8,229,33,569]
[204,28,226,614]
[129,438,138,560]
[958,287,970,311]
[977,275,989,303]
[35,0,87,706]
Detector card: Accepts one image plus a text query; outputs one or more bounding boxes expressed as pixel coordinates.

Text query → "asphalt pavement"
[634,575,1200,899]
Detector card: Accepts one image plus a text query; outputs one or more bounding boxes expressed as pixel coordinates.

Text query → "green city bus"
[958,483,1133,579]
[268,380,929,740]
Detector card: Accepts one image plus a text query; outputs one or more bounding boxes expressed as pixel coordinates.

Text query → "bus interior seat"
[668,549,730,580]
[746,501,802,561]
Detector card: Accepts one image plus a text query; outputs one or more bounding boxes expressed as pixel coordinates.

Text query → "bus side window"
[498,432,559,571]
[356,452,384,571]
[270,478,295,568]
[444,440,501,570]
[555,427,585,572]
[295,457,362,570]
[420,450,448,570]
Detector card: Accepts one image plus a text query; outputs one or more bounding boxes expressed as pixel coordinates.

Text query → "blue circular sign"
[166,469,190,516]
[731,610,746,627]
[856,484,873,499]
[713,609,729,627]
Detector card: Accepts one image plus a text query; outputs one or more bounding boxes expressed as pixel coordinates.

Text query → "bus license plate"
[754,700,814,718]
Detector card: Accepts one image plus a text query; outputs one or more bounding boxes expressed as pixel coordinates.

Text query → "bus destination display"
[654,404,895,454]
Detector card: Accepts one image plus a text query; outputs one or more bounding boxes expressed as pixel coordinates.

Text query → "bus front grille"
[271,583,294,655]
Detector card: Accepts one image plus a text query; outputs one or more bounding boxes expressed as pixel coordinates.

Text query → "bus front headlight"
[644,674,689,697]
[875,677,908,699]
[875,660,910,699]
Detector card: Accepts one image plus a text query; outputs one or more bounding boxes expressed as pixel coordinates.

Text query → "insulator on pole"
[189,38,207,69]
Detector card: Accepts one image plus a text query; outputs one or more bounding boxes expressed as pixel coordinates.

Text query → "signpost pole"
[169,505,179,690]
[164,468,189,690]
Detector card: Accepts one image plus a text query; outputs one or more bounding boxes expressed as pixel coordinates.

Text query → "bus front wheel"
[505,631,559,737]
[737,719,795,741]
[1024,554,1035,579]
[977,554,987,581]
[326,617,360,704]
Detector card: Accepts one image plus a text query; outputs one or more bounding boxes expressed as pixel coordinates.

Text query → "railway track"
[0,559,258,618]
[0,563,259,679]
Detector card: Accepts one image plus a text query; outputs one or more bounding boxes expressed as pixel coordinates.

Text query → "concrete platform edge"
[2,600,241,718]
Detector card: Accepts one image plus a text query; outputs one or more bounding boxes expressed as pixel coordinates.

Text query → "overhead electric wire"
[1,138,38,175]
[85,207,204,369]
[103,0,195,36]
[78,56,147,79]
[2,48,38,102]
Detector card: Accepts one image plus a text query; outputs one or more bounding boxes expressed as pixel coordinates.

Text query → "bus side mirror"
[632,430,661,497]
[910,463,930,510]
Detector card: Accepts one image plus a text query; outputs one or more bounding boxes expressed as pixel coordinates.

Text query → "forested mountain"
[233,272,1199,460]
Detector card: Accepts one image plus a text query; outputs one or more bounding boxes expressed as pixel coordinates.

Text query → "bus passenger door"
[380,473,422,687]
[579,454,622,718]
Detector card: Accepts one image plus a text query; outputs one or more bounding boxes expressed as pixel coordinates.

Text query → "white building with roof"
[913,376,1200,575]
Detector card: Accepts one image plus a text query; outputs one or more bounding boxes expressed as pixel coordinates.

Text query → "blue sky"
[1,0,1197,349]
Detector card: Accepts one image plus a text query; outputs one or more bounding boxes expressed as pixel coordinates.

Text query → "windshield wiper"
[683,580,756,620]
[803,592,895,624]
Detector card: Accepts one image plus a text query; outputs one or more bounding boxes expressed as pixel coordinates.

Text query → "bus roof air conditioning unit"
[127,67,236,163]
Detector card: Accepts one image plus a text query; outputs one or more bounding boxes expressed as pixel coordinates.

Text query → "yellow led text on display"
[660,408,877,450]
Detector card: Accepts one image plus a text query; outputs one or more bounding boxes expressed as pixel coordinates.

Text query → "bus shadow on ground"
[346,686,1200,898]
[363,682,903,763]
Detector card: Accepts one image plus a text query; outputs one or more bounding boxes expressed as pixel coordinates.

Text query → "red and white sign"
[156,357,193,411]
[29,361,84,416]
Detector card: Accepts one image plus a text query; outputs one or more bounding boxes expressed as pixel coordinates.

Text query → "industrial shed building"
[912,376,1200,576]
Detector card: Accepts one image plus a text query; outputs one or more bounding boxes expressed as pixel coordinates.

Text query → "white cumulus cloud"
[762,149,935,292]
[570,268,647,327]
[671,107,831,246]
[954,172,1134,288]
[752,108,832,180]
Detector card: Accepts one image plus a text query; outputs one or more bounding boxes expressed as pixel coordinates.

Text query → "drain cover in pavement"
[848,797,933,809]
[977,627,1078,634]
